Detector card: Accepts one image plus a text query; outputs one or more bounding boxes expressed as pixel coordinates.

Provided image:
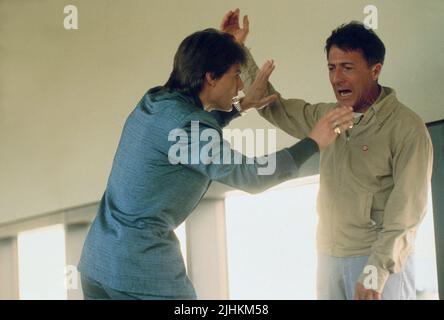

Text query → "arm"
[172,103,352,193]
[356,125,433,296]
[171,120,319,194]
[220,9,334,139]
[210,49,280,128]
[241,47,335,138]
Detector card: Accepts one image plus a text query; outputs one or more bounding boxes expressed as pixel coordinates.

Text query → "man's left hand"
[354,282,382,300]
[240,59,278,111]
[220,8,249,45]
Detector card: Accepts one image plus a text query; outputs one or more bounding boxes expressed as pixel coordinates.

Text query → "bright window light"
[225,177,438,300]
[415,189,439,299]
[18,224,67,300]
[225,177,319,299]
[175,222,187,271]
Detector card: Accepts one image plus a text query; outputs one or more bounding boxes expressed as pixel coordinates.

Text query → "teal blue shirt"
[78,89,318,297]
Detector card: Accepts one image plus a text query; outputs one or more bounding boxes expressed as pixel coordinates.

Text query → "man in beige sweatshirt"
[220,9,433,300]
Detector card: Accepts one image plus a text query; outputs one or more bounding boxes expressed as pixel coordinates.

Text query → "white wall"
[1,0,443,224]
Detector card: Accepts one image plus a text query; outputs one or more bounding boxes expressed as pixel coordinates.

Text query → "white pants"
[317,254,416,300]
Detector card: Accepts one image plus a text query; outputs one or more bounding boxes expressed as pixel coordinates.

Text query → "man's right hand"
[240,59,278,112]
[308,107,354,150]
[220,8,249,45]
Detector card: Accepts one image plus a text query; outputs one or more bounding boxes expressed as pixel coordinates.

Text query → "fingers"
[354,285,363,300]
[257,59,275,81]
[220,10,233,30]
[356,288,380,300]
[220,8,240,30]
[230,8,240,26]
[243,14,250,34]
[257,94,278,109]
[338,109,354,126]
[337,115,354,133]
[353,283,381,300]
[324,107,353,135]
[262,60,275,79]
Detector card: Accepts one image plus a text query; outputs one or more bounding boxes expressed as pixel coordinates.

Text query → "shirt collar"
[147,87,205,111]
[360,86,398,126]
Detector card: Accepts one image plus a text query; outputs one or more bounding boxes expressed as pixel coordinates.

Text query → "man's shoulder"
[135,90,219,130]
[379,87,425,129]
[393,100,426,131]
[385,97,429,145]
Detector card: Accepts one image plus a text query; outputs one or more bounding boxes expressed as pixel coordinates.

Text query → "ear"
[371,63,382,81]
[205,72,217,87]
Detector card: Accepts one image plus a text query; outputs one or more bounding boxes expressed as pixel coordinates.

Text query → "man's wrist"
[234,97,248,114]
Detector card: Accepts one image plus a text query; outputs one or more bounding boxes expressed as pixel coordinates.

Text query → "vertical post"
[0,237,19,299]
[65,223,91,300]
[186,199,229,299]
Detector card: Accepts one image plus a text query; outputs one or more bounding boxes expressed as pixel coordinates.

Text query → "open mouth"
[338,89,353,97]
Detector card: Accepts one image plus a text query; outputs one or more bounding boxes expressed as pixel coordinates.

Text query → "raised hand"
[220,8,249,45]
[308,107,354,150]
[354,282,382,300]
[240,59,278,111]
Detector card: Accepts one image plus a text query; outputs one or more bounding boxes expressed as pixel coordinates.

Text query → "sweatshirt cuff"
[286,137,319,168]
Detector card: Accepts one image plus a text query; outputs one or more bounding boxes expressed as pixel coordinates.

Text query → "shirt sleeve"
[168,119,319,194]
[357,125,434,292]
[240,47,335,138]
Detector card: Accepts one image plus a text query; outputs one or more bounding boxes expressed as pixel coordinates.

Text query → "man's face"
[209,63,244,111]
[328,46,381,110]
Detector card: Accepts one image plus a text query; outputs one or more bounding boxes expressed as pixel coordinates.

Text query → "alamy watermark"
[168,121,277,175]
[362,264,378,290]
[363,5,378,30]
[64,5,78,30]
[64,265,79,290]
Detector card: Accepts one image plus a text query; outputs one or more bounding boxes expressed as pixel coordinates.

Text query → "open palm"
[242,60,278,111]
[220,8,249,45]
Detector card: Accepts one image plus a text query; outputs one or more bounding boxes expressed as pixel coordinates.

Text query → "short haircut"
[325,21,386,66]
[159,28,246,96]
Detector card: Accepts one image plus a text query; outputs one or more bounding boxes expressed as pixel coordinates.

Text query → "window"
[17,224,67,300]
[225,177,319,299]
[175,222,187,271]
[415,190,439,299]
[225,177,438,299]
